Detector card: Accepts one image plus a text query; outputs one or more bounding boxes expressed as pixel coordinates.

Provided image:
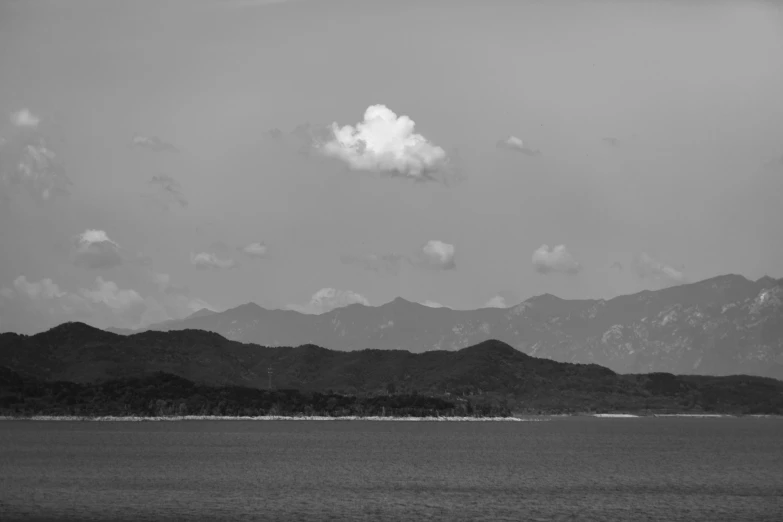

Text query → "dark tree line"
[0,371,513,418]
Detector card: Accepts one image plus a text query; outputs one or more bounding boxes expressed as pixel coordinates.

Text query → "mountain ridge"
[98,273,783,379]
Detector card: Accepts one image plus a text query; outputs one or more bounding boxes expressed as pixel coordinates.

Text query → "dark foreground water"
[1,418,781,522]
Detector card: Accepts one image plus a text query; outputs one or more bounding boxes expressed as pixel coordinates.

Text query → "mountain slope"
[113,274,783,378]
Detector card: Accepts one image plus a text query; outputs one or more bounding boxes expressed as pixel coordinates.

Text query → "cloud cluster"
[10,109,40,128]
[631,252,687,288]
[317,105,448,179]
[287,288,370,314]
[340,252,409,276]
[131,134,178,153]
[419,240,456,270]
[0,274,215,334]
[1,108,72,204]
[190,252,238,270]
[1,276,142,333]
[73,229,124,270]
[238,242,268,259]
[496,135,541,156]
[532,244,582,275]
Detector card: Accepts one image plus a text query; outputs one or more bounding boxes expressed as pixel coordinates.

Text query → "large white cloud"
[287,288,370,314]
[419,240,456,270]
[532,244,582,275]
[190,252,238,270]
[317,105,448,179]
[631,252,687,288]
[73,229,124,270]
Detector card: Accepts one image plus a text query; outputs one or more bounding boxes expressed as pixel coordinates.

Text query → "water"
[1,417,781,521]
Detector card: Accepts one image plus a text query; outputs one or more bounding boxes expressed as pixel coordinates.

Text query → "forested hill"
[1,322,782,415]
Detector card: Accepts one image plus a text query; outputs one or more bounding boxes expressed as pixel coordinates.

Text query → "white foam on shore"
[652,414,732,418]
[0,415,545,422]
[592,413,639,418]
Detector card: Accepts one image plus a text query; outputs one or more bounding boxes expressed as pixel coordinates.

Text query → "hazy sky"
[1,0,782,333]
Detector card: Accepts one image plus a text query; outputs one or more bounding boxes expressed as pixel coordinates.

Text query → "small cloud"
[10,109,40,128]
[287,288,369,314]
[483,295,507,308]
[267,128,283,140]
[131,134,178,153]
[316,105,450,181]
[149,174,187,208]
[418,240,456,271]
[190,252,238,270]
[421,300,444,308]
[496,135,541,156]
[602,137,620,147]
[340,252,409,275]
[0,117,72,204]
[610,261,624,271]
[238,241,268,259]
[631,252,687,288]
[532,244,582,275]
[73,229,124,270]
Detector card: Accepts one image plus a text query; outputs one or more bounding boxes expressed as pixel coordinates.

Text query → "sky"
[1,0,782,333]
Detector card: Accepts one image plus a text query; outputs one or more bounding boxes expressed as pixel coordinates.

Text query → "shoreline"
[0,415,535,422]
[0,413,779,421]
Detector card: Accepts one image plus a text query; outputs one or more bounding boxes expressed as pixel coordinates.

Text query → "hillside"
[115,274,783,379]
[1,323,782,414]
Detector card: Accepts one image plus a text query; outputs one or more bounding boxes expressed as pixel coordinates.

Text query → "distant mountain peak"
[700,273,750,286]
[236,302,263,310]
[382,297,417,307]
[528,293,564,303]
[42,321,111,339]
[185,308,218,320]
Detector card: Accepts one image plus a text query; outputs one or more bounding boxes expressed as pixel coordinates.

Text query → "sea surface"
[1,417,781,521]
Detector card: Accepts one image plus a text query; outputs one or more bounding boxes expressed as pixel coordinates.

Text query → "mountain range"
[107,274,783,379]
